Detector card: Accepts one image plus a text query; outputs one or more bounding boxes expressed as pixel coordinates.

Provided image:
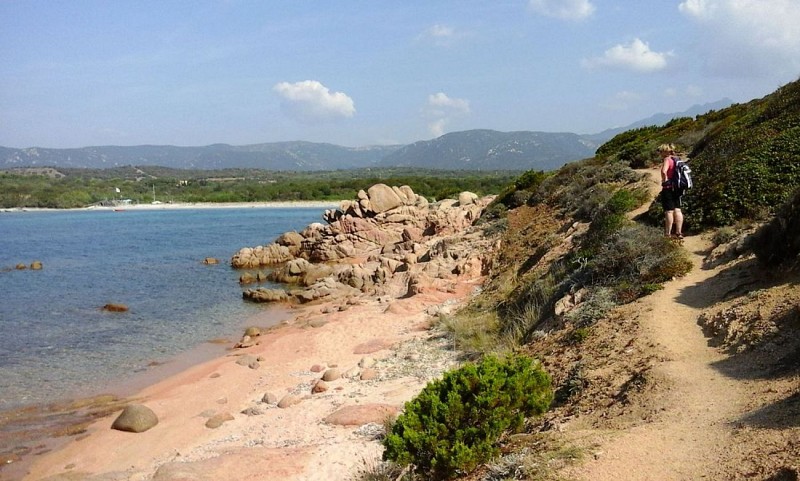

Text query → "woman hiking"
[659,143,684,239]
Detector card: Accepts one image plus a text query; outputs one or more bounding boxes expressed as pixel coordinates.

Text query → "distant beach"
[0,200,341,213]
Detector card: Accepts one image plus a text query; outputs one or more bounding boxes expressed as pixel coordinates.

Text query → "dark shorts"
[660,189,682,211]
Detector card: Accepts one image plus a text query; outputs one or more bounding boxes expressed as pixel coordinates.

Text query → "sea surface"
[0,207,326,410]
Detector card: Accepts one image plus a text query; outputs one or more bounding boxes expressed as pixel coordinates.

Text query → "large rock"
[458,191,479,206]
[231,244,293,268]
[102,303,129,312]
[243,288,289,303]
[367,184,403,213]
[111,404,158,433]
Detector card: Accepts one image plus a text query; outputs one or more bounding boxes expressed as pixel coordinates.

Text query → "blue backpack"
[671,156,692,191]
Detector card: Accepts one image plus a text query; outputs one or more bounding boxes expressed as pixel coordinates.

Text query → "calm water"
[0,207,325,409]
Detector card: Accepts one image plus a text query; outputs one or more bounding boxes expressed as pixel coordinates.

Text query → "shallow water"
[0,207,323,409]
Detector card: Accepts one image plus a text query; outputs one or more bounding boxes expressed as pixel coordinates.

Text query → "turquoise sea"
[0,207,326,410]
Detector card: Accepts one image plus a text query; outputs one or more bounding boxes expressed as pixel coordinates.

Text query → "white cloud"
[583,38,671,73]
[529,0,595,21]
[424,92,470,137]
[273,80,355,123]
[678,0,800,77]
[418,24,463,47]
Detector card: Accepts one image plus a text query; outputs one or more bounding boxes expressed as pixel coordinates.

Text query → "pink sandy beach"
[19,276,481,481]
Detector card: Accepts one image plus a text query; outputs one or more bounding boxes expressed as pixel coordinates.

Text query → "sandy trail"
[567,169,751,480]
[569,235,749,480]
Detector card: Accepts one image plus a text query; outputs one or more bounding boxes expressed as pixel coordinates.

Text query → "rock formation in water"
[231,183,495,304]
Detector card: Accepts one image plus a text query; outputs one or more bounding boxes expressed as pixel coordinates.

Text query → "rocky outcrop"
[233,184,495,305]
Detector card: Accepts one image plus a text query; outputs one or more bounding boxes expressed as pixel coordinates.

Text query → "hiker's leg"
[674,208,684,236]
[664,210,674,236]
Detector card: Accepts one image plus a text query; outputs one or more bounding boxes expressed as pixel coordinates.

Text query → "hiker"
[659,143,684,239]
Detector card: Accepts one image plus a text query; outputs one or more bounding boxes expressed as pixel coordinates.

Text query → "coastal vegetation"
[383,354,552,480]
[0,167,517,208]
[365,78,800,480]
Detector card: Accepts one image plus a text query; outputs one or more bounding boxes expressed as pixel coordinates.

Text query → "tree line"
[0,168,519,208]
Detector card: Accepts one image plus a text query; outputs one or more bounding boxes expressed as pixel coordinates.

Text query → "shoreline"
[0,200,342,213]
[9,188,495,480]
[0,304,296,480]
[15,281,480,481]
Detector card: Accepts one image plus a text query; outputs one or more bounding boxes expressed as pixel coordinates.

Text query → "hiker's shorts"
[660,189,682,211]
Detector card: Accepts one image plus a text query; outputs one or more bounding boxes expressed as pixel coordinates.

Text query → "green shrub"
[585,224,692,286]
[711,226,737,246]
[554,363,585,405]
[568,327,591,344]
[382,354,553,480]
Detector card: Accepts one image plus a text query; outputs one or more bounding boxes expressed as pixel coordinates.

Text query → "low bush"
[585,224,692,286]
[383,354,553,480]
[565,287,615,328]
[753,187,800,268]
[711,226,737,246]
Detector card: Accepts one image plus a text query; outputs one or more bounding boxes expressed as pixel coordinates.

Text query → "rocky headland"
[232,183,494,306]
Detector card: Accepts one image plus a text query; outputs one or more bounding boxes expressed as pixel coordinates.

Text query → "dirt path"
[566,169,752,480]
[568,235,750,480]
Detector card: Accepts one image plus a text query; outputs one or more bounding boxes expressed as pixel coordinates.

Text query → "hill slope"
[377,129,597,171]
[0,143,401,171]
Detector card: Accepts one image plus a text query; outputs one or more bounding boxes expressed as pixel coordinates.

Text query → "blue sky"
[2,0,799,148]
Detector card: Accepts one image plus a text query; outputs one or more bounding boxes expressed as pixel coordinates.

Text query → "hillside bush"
[752,187,800,268]
[382,354,553,480]
[585,224,692,288]
[535,158,644,218]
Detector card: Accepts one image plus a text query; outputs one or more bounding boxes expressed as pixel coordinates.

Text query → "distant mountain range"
[0,99,732,172]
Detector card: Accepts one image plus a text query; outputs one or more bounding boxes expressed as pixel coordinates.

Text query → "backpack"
[671,156,692,191]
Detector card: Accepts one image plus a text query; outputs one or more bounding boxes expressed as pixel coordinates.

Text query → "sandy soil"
[563,234,751,480]
[17,278,480,481]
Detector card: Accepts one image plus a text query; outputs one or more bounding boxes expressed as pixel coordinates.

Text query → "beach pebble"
[205,412,234,429]
[358,356,376,368]
[261,392,278,404]
[322,368,342,382]
[277,394,302,408]
[241,406,264,416]
[360,368,378,381]
[312,380,329,394]
[235,355,260,369]
[111,404,158,433]
[310,364,325,373]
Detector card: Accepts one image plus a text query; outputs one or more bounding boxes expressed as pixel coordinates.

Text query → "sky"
[1,0,799,149]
